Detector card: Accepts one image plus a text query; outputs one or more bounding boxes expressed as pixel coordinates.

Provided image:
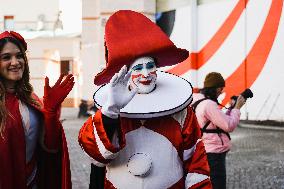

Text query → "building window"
[60,60,73,75]
[4,15,14,30]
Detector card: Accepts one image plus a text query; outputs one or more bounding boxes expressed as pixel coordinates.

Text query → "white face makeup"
[129,57,157,94]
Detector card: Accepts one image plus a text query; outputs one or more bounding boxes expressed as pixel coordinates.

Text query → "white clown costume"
[79,10,212,189]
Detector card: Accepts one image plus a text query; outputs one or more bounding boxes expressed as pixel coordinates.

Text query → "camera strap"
[191,98,231,141]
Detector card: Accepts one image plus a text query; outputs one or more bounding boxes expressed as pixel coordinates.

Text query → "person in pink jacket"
[191,72,246,189]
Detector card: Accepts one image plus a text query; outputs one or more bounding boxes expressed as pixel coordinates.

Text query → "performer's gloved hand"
[101,65,138,119]
[43,74,75,113]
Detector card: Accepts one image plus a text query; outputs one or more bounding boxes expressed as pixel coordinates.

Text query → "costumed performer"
[79,10,212,189]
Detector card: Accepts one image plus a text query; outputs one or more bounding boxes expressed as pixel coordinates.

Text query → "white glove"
[101,65,138,119]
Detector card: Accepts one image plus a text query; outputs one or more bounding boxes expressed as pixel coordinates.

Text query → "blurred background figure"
[78,99,98,118]
[191,72,246,189]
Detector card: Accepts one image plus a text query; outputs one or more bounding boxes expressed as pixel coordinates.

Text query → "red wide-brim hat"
[0,31,27,50]
[94,10,189,85]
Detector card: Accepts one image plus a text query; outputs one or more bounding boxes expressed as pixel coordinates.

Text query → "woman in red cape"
[0,31,73,189]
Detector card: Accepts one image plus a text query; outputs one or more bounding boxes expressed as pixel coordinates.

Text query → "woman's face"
[0,41,25,88]
[129,56,157,94]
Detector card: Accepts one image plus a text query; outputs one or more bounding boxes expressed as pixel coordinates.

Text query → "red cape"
[0,92,71,189]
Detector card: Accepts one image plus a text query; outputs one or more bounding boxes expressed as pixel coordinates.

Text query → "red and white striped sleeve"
[182,107,212,189]
[78,109,125,167]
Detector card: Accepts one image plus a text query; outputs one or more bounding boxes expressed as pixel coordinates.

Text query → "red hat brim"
[94,10,189,86]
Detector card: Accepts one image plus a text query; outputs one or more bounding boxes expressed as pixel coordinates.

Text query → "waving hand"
[43,74,75,112]
[101,65,138,118]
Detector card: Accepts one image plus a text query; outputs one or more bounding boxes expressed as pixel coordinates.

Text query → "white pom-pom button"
[127,153,152,177]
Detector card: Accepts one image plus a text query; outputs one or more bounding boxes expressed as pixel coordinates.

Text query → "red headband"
[0,31,27,50]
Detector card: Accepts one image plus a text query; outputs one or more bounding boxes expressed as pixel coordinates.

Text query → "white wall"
[171,0,284,120]
[59,0,82,33]
[0,0,81,32]
[0,0,59,31]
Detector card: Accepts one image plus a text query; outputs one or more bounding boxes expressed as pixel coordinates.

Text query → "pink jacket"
[192,93,241,153]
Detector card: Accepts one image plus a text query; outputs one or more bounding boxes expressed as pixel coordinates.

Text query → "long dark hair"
[200,87,228,109]
[200,87,219,102]
[0,37,39,137]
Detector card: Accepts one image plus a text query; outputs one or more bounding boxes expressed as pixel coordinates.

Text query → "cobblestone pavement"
[61,108,284,189]
[227,126,284,189]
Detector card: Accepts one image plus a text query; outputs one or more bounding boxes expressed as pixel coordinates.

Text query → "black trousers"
[206,152,227,189]
[89,163,105,189]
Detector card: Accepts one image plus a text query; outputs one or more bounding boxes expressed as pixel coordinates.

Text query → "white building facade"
[0,0,82,107]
